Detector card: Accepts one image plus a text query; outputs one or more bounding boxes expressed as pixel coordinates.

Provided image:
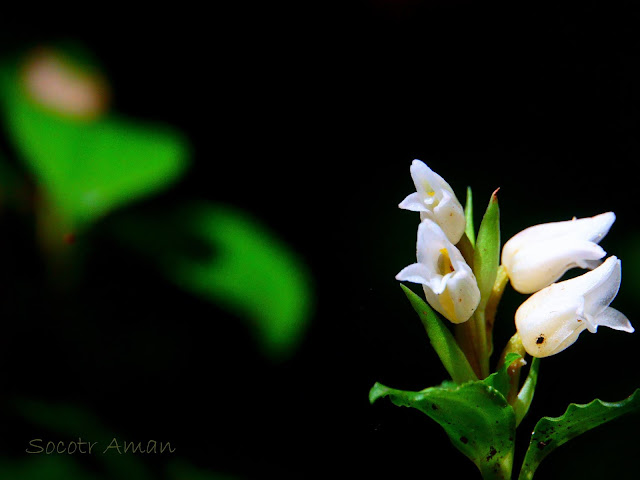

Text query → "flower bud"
[396,219,480,323]
[398,160,466,244]
[502,212,615,294]
[515,256,633,358]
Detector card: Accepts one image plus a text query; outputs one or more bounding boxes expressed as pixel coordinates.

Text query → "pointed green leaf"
[0,57,189,230]
[474,190,500,309]
[518,388,640,480]
[465,186,475,247]
[400,284,477,383]
[370,380,515,479]
[483,352,521,399]
[514,357,540,427]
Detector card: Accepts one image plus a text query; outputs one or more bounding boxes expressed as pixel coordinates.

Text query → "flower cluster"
[396,160,633,358]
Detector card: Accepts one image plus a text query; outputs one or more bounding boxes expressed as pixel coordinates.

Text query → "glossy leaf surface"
[519,388,640,480]
[370,379,515,479]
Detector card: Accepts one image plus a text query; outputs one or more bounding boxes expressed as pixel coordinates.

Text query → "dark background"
[2,1,640,479]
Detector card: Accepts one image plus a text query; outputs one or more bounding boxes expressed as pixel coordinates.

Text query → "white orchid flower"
[502,212,615,294]
[398,160,466,244]
[396,219,480,324]
[515,256,633,358]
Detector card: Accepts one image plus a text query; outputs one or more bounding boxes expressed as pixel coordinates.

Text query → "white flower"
[502,212,615,294]
[515,256,633,358]
[399,160,466,244]
[396,219,480,324]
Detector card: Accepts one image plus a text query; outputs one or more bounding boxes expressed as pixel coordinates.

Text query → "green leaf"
[518,388,640,480]
[483,352,521,399]
[474,190,500,309]
[400,284,477,383]
[0,58,189,230]
[370,380,515,479]
[514,357,540,427]
[168,204,313,360]
[465,186,475,247]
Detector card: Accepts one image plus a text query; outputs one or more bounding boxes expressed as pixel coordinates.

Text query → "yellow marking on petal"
[439,286,457,322]
[422,180,436,195]
[438,248,455,275]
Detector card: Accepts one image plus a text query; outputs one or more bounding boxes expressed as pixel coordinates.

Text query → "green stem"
[455,319,482,379]
[474,309,490,379]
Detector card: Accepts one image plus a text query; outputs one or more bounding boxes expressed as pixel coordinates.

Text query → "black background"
[2,2,640,479]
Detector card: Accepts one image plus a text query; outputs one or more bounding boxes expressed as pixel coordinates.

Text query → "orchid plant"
[369,160,640,480]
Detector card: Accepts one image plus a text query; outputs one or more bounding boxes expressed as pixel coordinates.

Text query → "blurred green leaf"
[370,379,515,479]
[518,388,640,480]
[168,204,313,360]
[474,190,500,309]
[0,56,189,230]
[400,284,477,383]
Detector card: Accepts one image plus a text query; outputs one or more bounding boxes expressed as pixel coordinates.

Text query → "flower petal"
[514,256,630,357]
[445,271,482,322]
[399,160,466,244]
[503,212,615,261]
[397,218,479,324]
[570,256,621,316]
[592,307,634,333]
[506,238,606,293]
[398,191,429,212]
[396,262,433,285]
[409,159,453,197]
[502,212,616,293]
[415,218,449,266]
[433,191,466,244]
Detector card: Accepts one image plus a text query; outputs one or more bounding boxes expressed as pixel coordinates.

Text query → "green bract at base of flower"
[450,189,501,379]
